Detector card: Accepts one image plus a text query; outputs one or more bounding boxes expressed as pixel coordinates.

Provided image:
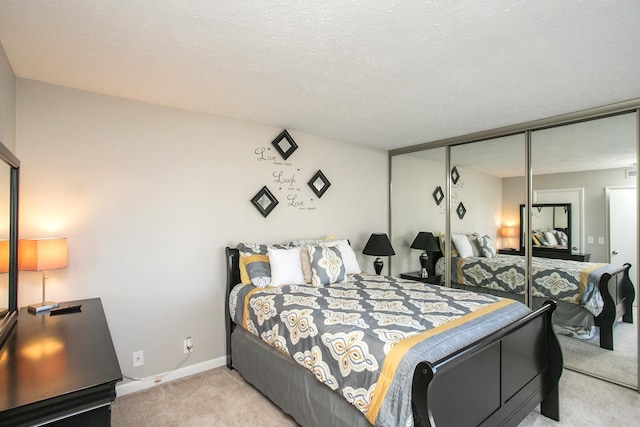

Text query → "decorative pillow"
[439,235,459,257]
[532,234,541,246]
[323,239,361,274]
[243,254,271,287]
[308,245,346,286]
[556,230,569,246]
[467,233,484,257]
[238,255,252,285]
[544,231,559,246]
[237,242,290,287]
[477,235,497,258]
[451,234,475,258]
[287,237,334,247]
[300,246,313,284]
[267,247,305,287]
[536,233,549,245]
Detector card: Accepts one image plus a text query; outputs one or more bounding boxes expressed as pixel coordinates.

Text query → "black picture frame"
[451,166,460,184]
[433,186,444,205]
[271,130,298,160]
[251,186,279,217]
[308,170,331,198]
[456,202,467,219]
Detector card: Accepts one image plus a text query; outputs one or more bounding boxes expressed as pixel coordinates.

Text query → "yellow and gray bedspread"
[442,254,620,316]
[230,274,530,426]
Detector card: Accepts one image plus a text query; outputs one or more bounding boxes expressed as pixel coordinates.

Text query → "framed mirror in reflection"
[0,140,19,348]
[520,203,572,254]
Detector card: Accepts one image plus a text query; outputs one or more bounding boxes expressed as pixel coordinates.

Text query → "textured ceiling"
[1,1,639,151]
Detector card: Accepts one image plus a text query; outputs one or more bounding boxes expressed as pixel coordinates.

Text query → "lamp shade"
[363,233,395,257]
[18,238,68,271]
[410,232,440,252]
[500,226,517,238]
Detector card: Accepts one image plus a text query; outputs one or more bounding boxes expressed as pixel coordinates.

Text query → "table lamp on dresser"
[19,238,68,313]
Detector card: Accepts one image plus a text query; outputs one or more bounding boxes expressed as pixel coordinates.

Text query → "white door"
[608,186,638,297]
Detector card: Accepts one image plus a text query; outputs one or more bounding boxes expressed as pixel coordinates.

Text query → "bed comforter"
[441,254,621,316]
[229,273,530,427]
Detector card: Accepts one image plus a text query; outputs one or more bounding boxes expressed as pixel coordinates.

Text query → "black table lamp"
[410,232,440,278]
[363,233,395,275]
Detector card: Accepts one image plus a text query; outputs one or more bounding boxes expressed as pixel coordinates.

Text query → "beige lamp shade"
[500,226,517,238]
[19,238,68,271]
[0,239,8,273]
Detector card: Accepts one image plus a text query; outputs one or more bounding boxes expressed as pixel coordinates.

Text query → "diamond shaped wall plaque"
[308,170,331,198]
[251,186,279,217]
[271,130,298,160]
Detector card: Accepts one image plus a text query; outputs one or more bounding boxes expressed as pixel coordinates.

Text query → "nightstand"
[400,271,442,284]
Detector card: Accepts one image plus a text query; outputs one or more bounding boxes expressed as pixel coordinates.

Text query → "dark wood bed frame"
[594,263,635,350]
[225,247,563,427]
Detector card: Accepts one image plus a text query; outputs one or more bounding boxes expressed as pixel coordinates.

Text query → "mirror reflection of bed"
[390,109,638,389]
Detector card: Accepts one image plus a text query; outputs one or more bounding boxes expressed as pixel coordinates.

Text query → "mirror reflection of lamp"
[500,226,517,249]
[410,232,440,278]
[19,238,68,313]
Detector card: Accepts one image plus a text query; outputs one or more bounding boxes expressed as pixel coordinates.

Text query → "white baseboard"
[116,356,227,396]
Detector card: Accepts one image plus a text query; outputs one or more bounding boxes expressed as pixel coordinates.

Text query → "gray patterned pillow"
[237,242,289,287]
[308,245,346,286]
[477,235,497,258]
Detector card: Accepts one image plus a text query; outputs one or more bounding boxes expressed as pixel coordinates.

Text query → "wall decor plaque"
[251,186,279,217]
[271,129,298,160]
[308,170,331,198]
[456,202,467,219]
[433,186,444,205]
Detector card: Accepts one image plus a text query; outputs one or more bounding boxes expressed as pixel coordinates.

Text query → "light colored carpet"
[112,367,640,426]
[558,321,637,387]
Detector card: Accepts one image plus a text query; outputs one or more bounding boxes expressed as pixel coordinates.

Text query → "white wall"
[0,44,16,311]
[15,79,388,390]
[0,43,15,152]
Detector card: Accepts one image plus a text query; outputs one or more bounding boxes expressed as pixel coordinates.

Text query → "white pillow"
[267,247,305,286]
[327,239,361,274]
[544,231,559,246]
[451,234,475,258]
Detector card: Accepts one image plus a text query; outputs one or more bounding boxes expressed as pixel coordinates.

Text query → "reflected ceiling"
[409,113,637,178]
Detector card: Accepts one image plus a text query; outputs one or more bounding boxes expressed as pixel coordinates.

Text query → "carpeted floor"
[112,366,640,426]
[558,321,637,387]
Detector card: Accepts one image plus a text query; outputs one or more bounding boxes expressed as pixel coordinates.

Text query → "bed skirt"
[231,327,372,427]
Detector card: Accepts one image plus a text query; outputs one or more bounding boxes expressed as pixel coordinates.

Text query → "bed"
[225,243,563,427]
[437,251,634,351]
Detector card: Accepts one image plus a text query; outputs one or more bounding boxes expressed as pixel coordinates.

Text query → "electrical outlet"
[133,350,144,367]
[184,336,193,354]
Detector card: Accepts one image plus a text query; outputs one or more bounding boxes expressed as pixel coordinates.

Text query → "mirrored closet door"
[390,103,639,390]
[390,147,446,279]
[448,136,526,297]
[531,113,638,387]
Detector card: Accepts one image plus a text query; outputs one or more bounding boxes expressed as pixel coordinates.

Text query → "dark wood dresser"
[0,298,122,426]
